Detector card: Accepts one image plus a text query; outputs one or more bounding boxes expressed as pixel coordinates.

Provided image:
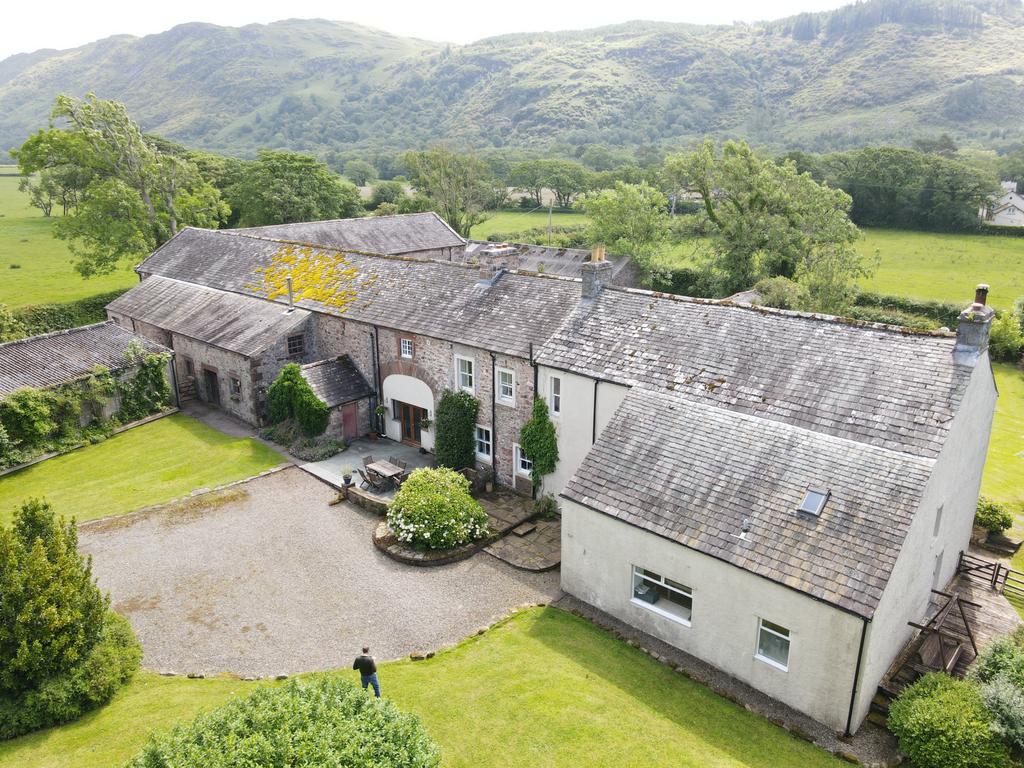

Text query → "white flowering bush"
[386,467,489,550]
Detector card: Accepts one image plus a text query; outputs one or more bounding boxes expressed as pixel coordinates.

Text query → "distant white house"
[981,184,1024,227]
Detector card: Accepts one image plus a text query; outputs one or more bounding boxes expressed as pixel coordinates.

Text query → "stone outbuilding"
[299,356,374,440]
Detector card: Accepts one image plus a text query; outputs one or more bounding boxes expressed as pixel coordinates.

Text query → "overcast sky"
[3,0,852,60]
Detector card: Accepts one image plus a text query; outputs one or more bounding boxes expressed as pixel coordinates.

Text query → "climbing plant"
[433,390,479,470]
[519,398,558,486]
[116,342,171,422]
[266,363,329,437]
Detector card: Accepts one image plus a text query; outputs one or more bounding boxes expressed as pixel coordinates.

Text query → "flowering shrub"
[386,467,488,550]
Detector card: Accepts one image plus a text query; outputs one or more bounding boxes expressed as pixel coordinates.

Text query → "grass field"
[0,168,136,307]
[985,364,1024,512]
[0,608,842,768]
[0,414,283,527]
[472,211,1024,308]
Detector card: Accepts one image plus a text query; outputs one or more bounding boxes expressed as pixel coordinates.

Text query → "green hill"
[1,1,1023,157]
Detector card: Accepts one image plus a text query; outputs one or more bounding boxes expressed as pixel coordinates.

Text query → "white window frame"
[513,443,532,478]
[455,355,475,394]
[755,619,791,672]
[475,425,492,462]
[630,566,692,627]
[496,367,515,405]
[549,375,562,416]
[400,338,414,359]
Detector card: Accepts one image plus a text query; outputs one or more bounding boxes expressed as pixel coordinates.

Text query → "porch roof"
[300,355,373,407]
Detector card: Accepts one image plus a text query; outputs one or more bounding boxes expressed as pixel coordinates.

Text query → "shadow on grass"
[522,607,840,768]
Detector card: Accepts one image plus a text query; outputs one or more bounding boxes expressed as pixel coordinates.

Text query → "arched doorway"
[381,374,435,450]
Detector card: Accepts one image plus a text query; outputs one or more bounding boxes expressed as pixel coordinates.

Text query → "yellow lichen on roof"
[246,245,375,312]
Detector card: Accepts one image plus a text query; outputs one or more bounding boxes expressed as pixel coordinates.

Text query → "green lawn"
[0,608,842,768]
[0,168,136,307]
[471,209,588,240]
[0,414,283,526]
[985,364,1024,512]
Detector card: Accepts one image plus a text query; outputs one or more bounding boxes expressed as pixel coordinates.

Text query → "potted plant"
[418,416,432,431]
[341,465,353,487]
[371,404,388,438]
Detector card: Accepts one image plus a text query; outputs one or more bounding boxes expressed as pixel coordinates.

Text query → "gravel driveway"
[79,467,561,677]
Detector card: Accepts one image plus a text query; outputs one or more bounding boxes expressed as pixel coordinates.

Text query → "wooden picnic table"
[366,460,404,481]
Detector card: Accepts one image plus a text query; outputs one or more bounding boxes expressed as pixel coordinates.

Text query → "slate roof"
[461,240,638,285]
[232,212,465,254]
[106,275,311,356]
[134,228,581,358]
[0,322,169,397]
[300,356,373,407]
[536,287,970,460]
[562,388,936,618]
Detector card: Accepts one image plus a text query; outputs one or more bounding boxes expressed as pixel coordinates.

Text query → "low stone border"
[343,485,389,515]
[372,520,491,566]
[78,463,293,530]
[0,407,178,480]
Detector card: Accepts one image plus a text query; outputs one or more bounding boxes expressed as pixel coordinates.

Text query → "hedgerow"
[433,390,479,470]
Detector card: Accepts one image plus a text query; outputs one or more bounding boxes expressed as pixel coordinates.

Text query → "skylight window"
[798,489,829,516]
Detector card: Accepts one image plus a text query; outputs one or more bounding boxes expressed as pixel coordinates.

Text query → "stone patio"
[485,517,561,571]
[301,436,435,490]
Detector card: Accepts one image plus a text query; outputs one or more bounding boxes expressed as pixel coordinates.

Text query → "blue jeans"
[361,672,381,698]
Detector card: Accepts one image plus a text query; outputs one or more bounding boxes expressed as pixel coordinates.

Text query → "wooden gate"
[958,551,1024,602]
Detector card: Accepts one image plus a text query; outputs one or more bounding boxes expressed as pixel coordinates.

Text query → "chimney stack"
[953,283,995,367]
[581,244,613,301]
[286,275,294,308]
[477,244,515,287]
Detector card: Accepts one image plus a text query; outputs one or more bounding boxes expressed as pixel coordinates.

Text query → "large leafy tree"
[400,147,494,237]
[574,182,668,269]
[226,150,362,227]
[12,95,229,276]
[674,140,870,310]
[0,499,108,695]
[510,159,590,208]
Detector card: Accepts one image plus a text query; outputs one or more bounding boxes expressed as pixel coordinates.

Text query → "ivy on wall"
[519,398,558,486]
[266,363,329,437]
[433,390,479,470]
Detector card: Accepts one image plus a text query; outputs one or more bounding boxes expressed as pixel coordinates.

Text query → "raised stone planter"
[345,486,390,516]
[372,520,489,566]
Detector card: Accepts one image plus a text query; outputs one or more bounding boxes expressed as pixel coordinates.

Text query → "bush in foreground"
[0,611,141,739]
[387,467,488,550]
[125,677,440,768]
[887,673,1011,768]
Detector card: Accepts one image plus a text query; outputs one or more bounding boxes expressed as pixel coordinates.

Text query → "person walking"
[353,646,380,698]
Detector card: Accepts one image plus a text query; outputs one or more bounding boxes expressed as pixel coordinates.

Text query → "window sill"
[754,654,789,672]
[475,453,493,464]
[496,397,515,407]
[630,598,691,627]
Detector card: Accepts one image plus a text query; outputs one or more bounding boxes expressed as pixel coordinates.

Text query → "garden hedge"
[10,290,129,340]
[125,677,440,768]
[975,497,1015,535]
[433,390,479,470]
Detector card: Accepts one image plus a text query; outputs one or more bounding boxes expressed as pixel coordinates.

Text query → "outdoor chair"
[362,455,374,468]
[388,455,400,466]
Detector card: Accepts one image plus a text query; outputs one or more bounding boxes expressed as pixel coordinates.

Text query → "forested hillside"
[1,0,1023,160]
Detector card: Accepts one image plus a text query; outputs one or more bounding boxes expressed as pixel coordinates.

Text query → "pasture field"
[0,608,842,768]
[472,211,1024,308]
[0,168,136,307]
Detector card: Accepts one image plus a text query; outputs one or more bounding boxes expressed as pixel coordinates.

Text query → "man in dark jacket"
[353,646,380,697]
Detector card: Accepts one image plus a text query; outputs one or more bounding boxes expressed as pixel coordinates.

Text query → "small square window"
[514,444,532,477]
[497,368,515,404]
[184,358,195,376]
[287,335,305,356]
[756,619,791,671]
[400,338,414,359]
[456,356,475,393]
[797,489,828,516]
[475,425,492,460]
[229,377,242,396]
[549,376,562,416]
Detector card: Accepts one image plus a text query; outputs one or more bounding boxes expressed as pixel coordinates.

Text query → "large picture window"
[756,619,791,671]
[631,566,692,625]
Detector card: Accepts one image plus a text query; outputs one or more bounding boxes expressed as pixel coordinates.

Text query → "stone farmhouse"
[105,213,998,734]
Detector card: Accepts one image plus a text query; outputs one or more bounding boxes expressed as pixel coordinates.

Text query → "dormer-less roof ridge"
[600,283,957,340]
[0,320,120,350]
